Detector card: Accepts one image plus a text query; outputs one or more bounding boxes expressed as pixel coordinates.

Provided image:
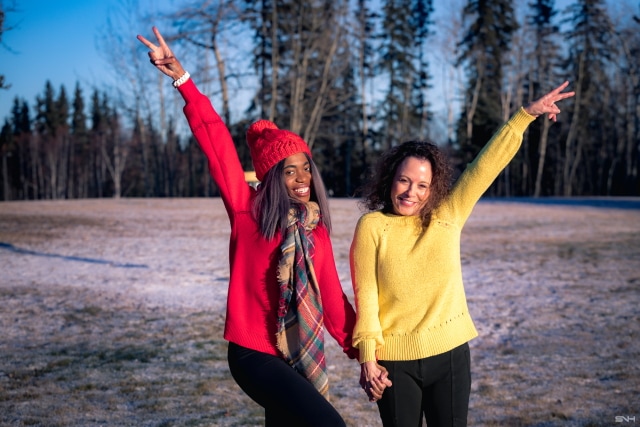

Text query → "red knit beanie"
[246,120,312,181]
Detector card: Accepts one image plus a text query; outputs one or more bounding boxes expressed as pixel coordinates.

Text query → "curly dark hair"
[359,140,453,228]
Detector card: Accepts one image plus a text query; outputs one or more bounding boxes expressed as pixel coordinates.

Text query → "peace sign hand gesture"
[524,81,575,122]
[137,27,186,81]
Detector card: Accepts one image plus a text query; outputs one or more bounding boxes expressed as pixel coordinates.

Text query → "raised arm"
[444,81,574,222]
[137,26,251,216]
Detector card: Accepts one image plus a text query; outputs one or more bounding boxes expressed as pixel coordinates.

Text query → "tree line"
[1,0,639,200]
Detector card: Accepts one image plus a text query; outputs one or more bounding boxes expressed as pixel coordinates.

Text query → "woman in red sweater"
[137,27,389,426]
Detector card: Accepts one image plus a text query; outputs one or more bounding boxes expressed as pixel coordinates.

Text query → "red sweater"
[178,80,358,359]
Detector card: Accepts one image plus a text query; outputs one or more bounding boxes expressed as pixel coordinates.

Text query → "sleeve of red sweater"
[314,226,359,360]
[177,80,251,216]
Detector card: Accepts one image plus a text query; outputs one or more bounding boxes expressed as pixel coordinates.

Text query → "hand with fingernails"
[524,81,575,122]
[137,27,187,83]
[360,361,393,402]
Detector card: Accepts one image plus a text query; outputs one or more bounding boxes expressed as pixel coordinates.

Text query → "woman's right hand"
[137,26,186,81]
[360,361,393,402]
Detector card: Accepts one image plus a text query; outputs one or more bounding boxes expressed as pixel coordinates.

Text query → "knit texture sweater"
[350,108,535,363]
[178,80,358,360]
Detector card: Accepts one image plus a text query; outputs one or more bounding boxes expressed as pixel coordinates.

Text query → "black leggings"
[376,343,471,427]
[227,342,347,427]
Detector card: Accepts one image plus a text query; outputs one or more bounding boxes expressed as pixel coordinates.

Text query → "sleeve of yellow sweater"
[444,107,535,223]
[350,215,384,363]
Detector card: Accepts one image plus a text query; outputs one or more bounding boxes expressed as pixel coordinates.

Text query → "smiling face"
[390,156,433,216]
[283,152,312,202]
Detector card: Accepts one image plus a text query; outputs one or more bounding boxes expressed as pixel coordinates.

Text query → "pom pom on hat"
[246,120,312,181]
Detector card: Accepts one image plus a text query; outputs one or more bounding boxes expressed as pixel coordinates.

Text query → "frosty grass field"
[1,197,638,426]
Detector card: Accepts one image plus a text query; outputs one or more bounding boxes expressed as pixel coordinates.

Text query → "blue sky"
[0,0,172,122]
[1,1,108,120]
[0,0,461,131]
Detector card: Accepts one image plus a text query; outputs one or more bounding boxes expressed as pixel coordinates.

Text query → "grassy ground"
[0,198,638,426]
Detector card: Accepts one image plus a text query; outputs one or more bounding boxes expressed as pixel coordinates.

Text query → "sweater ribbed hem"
[376,313,478,361]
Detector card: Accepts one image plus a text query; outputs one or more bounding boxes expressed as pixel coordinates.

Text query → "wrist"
[172,71,190,88]
[523,106,539,118]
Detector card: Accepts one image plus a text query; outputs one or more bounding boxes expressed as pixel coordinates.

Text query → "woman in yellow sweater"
[350,82,574,427]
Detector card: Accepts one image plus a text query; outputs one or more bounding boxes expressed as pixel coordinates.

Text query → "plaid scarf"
[276,201,329,399]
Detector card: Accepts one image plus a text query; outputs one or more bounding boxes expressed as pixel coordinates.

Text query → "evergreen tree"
[71,83,89,198]
[10,98,31,199]
[90,90,109,197]
[456,0,519,183]
[352,0,378,189]
[627,2,640,193]
[560,0,615,195]
[377,0,434,151]
[316,52,361,197]
[242,0,276,121]
[57,85,70,198]
[0,119,14,200]
[56,86,70,135]
[34,82,71,198]
[526,0,563,196]
[411,0,434,138]
[605,1,640,195]
[35,82,57,137]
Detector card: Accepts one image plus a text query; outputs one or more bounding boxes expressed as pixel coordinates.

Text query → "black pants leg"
[227,342,347,427]
[376,343,471,427]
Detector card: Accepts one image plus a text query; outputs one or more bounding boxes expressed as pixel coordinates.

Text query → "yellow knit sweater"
[350,107,535,363]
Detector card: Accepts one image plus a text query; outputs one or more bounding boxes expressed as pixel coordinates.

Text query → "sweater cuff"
[509,107,536,134]
[359,340,378,363]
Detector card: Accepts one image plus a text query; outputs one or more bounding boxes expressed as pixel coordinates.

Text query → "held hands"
[360,361,393,402]
[524,81,575,122]
[137,27,186,81]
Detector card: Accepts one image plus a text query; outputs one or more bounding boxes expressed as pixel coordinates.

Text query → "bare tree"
[246,1,354,149]
[281,0,352,148]
[431,0,466,145]
[0,0,17,90]
[169,1,242,126]
[354,0,374,141]
[101,111,130,198]
[98,0,165,197]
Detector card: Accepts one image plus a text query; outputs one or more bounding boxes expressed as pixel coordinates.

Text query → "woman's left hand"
[524,81,575,122]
